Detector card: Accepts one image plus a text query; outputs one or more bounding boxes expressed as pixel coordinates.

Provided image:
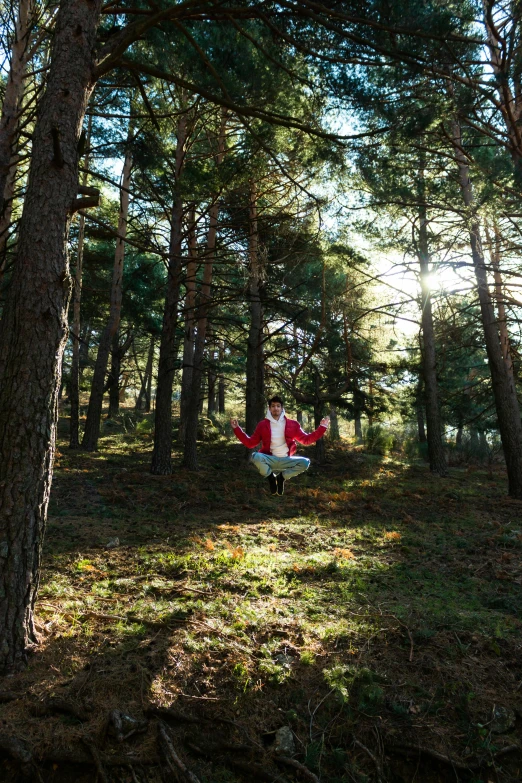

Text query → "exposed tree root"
[388,740,521,771]
[157,721,201,783]
[275,755,320,782]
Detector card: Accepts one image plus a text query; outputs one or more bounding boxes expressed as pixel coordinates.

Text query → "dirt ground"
[1,426,522,782]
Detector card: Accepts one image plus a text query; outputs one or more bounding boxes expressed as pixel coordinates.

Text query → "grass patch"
[1,421,522,781]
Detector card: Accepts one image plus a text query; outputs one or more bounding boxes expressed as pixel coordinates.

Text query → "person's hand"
[320,416,330,428]
[230,418,239,429]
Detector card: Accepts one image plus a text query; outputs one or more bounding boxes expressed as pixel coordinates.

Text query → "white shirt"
[266,408,289,457]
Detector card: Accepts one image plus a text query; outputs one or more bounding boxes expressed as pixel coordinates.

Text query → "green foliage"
[364,424,393,455]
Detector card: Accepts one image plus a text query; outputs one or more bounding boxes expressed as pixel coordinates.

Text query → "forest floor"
[2,422,522,783]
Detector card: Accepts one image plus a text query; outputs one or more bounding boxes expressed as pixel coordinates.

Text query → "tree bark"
[150,112,187,474]
[486,223,513,372]
[136,335,154,412]
[354,389,363,443]
[452,121,522,497]
[107,330,121,418]
[0,0,31,218]
[179,205,197,442]
[416,378,427,443]
[0,0,103,673]
[0,0,34,282]
[314,400,326,463]
[82,144,132,450]
[207,333,217,416]
[218,341,225,413]
[69,116,91,449]
[417,195,447,476]
[245,180,265,432]
[456,421,463,446]
[329,404,340,441]
[79,321,91,376]
[183,113,226,470]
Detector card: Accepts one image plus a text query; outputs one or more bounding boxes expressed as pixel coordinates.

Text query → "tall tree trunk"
[82,144,132,450]
[183,114,226,470]
[0,0,103,674]
[314,400,326,464]
[452,122,522,497]
[136,335,154,412]
[353,378,363,443]
[486,223,513,372]
[0,157,19,281]
[245,180,265,432]
[416,378,427,443]
[107,330,121,418]
[368,377,374,427]
[151,112,187,474]
[179,205,197,442]
[79,320,91,376]
[0,0,31,218]
[0,0,33,282]
[69,116,91,448]
[417,194,447,475]
[329,403,340,441]
[207,333,217,416]
[456,421,463,446]
[218,340,225,413]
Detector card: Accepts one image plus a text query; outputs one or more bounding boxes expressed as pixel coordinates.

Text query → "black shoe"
[267,473,277,495]
[277,473,285,496]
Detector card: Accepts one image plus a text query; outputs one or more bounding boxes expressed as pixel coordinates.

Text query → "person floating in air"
[230,395,330,496]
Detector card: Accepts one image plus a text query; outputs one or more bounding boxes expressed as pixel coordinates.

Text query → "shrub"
[364,424,393,455]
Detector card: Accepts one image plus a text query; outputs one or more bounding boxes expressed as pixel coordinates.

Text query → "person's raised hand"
[230,418,239,429]
[320,416,330,428]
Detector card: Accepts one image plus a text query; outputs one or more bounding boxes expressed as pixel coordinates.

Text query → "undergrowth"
[1,420,522,782]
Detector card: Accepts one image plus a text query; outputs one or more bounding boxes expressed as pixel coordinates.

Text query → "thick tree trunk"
[151,113,187,474]
[453,122,522,497]
[69,118,91,448]
[417,199,447,475]
[0,0,102,673]
[245,181,265,432]
[183,114,226,470]
[82,145,132,450]
[179,205,197,442]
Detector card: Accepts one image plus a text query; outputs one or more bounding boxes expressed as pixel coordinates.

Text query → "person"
[230,396,330,496]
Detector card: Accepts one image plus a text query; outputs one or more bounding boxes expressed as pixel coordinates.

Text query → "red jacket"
[233,417,327,456]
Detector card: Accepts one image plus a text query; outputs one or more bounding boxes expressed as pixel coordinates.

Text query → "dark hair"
[268,395,283,406]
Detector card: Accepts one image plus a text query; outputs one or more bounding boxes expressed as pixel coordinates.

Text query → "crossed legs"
[251,452,310,480]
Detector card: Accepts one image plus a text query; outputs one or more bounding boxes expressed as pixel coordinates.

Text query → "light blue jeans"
[251,452,310,480]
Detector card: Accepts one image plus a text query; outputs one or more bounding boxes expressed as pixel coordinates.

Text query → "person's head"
[268,395,284,419]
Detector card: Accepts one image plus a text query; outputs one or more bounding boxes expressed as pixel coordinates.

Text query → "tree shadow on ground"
[2,436,522,782]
